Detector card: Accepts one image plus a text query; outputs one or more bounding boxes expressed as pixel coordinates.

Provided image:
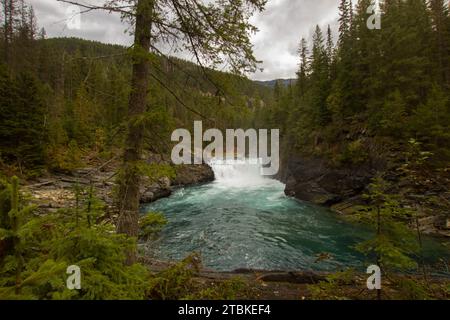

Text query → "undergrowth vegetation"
[0,176,246,300]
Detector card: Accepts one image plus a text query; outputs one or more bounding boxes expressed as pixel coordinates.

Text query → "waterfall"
[208,158,268,188]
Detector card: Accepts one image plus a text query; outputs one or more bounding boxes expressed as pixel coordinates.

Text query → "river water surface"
[142,160,448,272]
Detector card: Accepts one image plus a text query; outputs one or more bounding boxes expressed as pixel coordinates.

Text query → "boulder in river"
[140,163,214,203]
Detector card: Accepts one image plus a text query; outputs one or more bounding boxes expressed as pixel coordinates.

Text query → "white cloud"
[32,0,340,80]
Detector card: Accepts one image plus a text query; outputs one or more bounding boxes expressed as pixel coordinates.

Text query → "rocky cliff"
[279,155,378,207]
[27,162,215,211]
[278,154,450,237]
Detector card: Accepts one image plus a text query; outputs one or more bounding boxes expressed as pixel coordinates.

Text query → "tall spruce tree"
[379,0,433,117]
[429,0,450,88]
[310,25,331,126]
[335,0,357,117]
[0,70,47,171]
[296,37,309,99]
[338,0,351,45]
[325,25,336,81]
[58,0,266,263]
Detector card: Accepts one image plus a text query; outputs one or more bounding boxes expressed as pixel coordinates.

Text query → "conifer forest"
[0,0,449,303]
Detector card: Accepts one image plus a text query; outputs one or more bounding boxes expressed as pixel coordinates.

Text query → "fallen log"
[28,180,56,188]
[256,272,327,284]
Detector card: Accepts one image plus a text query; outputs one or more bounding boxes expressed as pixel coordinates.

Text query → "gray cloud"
[33,0,133,44]
[32,0,340,80]
[250,0,339,80]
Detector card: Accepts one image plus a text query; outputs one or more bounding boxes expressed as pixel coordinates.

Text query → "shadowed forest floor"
[142,258,450,300]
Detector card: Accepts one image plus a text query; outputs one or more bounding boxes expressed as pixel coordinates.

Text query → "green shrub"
[139,212,167,240]
[187,277,247,300]
[148,253,201,300]
[307,269,355,300]
[0,177,150,300]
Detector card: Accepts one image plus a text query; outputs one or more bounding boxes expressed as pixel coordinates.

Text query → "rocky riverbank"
[139,257,450,300]
[279,156,377,206]
[278,154,450,237]
[26,161,214,212]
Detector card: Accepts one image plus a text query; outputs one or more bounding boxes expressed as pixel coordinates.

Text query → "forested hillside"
[265,0,449,159]
[0,0,277,300]
[0,11,271,176]
[261,0,450,234]
[0,0,449,301]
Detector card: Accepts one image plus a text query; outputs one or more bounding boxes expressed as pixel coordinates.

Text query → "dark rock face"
[171,164,215,187]
[27,163,215,211]
[140,181,172,203]
[281,156,376,206]
[140,164,215,204]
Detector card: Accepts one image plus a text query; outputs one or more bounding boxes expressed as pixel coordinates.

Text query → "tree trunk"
[3,0,12,64]
[116,0,153,265]
[376,204,382,300]
[414,205,428,285]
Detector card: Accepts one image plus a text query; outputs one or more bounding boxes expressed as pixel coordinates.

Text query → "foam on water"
[208,158,269,188]
[142,159,449,272]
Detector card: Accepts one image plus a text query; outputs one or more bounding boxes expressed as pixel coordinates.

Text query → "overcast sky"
[33,0,340,81]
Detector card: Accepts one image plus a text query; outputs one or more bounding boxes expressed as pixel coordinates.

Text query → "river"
[142,160,448,272]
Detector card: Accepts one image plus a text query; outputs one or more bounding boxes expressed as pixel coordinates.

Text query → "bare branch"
[56,0,134,16]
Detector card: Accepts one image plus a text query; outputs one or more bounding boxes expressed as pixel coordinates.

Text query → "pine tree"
[334,0,357,117]
[88,0,268,264]
[71,84,96,146]
[355,177,419,299]
[429,0,450,88]
[296,37,309,99]
[411,85,450,158]
[338,0,351,46]
[0,176,41,296]
[0,67,47,171]
[14,1,37,73]
[37,27,45,40]
[273,79,283,102]
[1,0,18,64]
[380,90,407,138]
[325,25,335,81]
[310,25,331,126]
[379,0,434,110]
[0,177,149,299]
[350,0,382,115]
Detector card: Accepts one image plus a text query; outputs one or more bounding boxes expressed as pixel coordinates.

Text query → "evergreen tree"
[310,25,331,126]
[411,85,450,159]
[334,0,357,117]
[325,25,335,78]
[66,0,267,263]
[338,0,351,46]
[351,0,382,115]
[296,37,309,99]
[355,177,419,299]
[379,0,433,111]
[0,67,47,171]
[1,0,18,64]
[429,0,450,88]
[273,79,283,102]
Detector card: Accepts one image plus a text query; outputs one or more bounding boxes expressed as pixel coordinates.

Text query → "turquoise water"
[142,177,373,271]
[142,160,449,272]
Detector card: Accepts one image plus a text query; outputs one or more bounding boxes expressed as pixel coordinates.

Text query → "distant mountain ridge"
[39,37,273,101]
[255,78,297,88]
